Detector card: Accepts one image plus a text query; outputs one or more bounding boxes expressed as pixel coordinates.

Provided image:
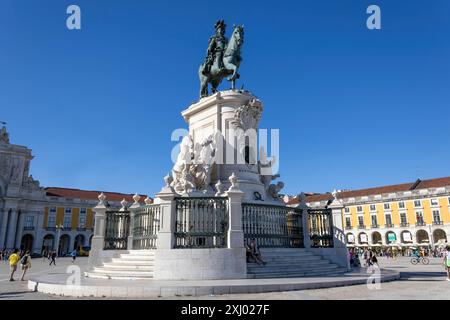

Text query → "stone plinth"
[181,90,268,202]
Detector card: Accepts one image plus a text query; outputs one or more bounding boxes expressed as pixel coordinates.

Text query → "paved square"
[0,256,448,300]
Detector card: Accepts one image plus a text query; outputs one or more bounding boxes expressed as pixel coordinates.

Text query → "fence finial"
[144,197,152,205]
[229,172,238,189]
[133,193,141,204]
[98,192,106,205]
[215,180,223,196]
[120,198,128,211]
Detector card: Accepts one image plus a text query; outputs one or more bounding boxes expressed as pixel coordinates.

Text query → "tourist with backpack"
[20,251,32,281]
[70,249,77,264]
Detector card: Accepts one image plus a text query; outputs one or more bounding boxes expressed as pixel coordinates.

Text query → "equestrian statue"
[198,20,244,98]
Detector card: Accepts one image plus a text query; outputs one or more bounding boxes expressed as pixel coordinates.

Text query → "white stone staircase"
[85,250,155,280]
[247,248,348,278]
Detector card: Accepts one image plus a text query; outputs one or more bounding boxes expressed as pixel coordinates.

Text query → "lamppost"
[428,225,435,251]
[55,224,63,257]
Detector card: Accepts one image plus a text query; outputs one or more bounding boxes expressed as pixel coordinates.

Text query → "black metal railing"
[104,210,130,250]
[416,221,426,227]
[400,222,409,227]
[358,225,366,230]
[174,197,228,249]
[242,204,303,248]
[308,209,333,248]
[371,224,379,228]
[132,204,161,249]
[385,223,394,228]
[345,226,353,230]
[23,226,35,231]
[433,221,443,225]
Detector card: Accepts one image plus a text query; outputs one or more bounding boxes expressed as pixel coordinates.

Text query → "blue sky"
[1,0,449,196]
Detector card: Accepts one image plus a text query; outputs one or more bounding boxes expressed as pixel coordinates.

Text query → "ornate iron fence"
[132,204,161,249]
[242,204,303,248]
[104,210,130,250]
[308,208,333,248]
[174,197,228,248]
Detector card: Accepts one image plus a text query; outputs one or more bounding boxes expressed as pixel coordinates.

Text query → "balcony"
[77,227,86,231]
[371,224,379,228]
[415,221,426,227]
[400,223,410,227]
[345,226,353,230]
[23,226,35,231]
[62,227,72,231]
[46,227,56,231]
[385,223,394,228]
[357,225,366,230]
[432,221,443,225]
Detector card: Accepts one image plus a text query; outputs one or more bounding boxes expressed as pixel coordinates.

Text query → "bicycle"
[410,256,429,265]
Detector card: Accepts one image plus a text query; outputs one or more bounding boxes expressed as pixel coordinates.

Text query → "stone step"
[261,256,323,262]
[101,263,154,271]
[248,264,339,274]
[110,259,154,265]
[117,255,155,261]
[85,271,153,280]
[247,268,348,279]
[123,250,156,256]
[92,267,154,277]
[247,261,332,270]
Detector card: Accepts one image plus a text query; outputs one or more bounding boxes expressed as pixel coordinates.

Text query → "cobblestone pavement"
[0,256,448,300]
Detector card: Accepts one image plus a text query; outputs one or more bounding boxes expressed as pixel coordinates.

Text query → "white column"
[155,186,176,249]
[225,187,244,249]
[0,208,8,248]
[128,194,141,249]
[34,211,45,253]
[88,193,108,267]
[6,209,18,249]
[15,211,25,249]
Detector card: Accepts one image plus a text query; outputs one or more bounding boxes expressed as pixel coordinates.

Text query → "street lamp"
[55,224,64,257]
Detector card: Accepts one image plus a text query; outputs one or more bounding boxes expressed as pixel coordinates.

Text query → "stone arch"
[20,234,33,252]
[346,233,355,244]
[59,234,71,255]
[42,234,55,251]
[358,232,368,244]
[433,229,447,244]
[416,229,429,244]
[385,231,397,244]
[371,231,382,245]
[401,230,413,243]
[74,234,85,250]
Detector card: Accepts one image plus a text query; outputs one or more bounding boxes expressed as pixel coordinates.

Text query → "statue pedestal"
[181,90,276,203]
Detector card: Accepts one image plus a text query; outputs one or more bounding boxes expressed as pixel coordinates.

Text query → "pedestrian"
[49,251,56,266]
[20,250,31,281]
[8,249,20,281]
[42,249,47,262]
[444,246,450,281]
[70,249,77,264]
[371,254,379,266]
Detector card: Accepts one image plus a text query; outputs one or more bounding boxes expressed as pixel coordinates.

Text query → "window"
[24,216,34,228]
[371,215,378,227]
[63,216,71,228]
[65,207,72,214]
[358,216,364,227]
[357,206,363,212]
[416,211,424,224]
[345,217,351,228]
[48,215,56,228]
[344,207,350,213]
[430,198,439,206]
[385,214,392,226]
[398,202,405,209]
[370,204,376,211]
[384,203,390,210]
[433,210,441,223]
[79,208,86,228]
[400,213,407,225]
[49,207,56,214]
[414,200,421,207]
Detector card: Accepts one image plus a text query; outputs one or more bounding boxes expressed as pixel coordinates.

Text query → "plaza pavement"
[0,256,448,300]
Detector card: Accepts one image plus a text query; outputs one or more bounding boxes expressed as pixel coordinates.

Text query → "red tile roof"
[45,187,151,204]
[285,176,450,205]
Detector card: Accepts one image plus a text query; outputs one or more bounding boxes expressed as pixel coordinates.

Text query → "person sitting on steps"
[245,238,266,265]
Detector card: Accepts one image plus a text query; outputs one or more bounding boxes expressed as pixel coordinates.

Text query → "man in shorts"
[8,249,20,281]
